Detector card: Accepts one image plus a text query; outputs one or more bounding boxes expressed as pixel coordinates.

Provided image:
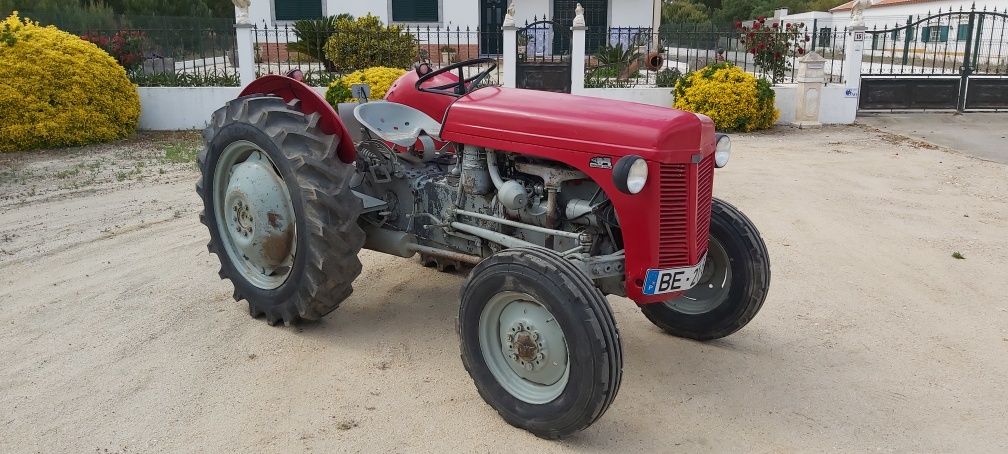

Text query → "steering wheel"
[415,57,498,97]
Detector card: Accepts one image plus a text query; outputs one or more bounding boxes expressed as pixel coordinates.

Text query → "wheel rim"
[212,140,297,290]
[478,291,569,404]
[662,236,731,315]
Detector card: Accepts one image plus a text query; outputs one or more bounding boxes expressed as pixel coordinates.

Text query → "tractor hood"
[439,87,714,163]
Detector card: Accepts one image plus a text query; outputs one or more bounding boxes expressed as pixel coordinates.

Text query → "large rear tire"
[640,198,770,340]
[459,247,622,439]
[197,95,364,325]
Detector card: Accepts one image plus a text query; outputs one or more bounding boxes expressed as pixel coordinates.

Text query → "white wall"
[138,86,333,130]
[565,84,853,126]
[574,87,675,106]
[138,83,853,131]
[139,87,241,130]
[772,85,797,124]
[609,0,656,27]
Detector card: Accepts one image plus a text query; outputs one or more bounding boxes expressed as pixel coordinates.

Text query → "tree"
[663,0,711,23]
[712,0,760,23]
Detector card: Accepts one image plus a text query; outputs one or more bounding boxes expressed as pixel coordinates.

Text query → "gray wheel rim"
[212,140,297,290]
[663,236,731,315]
[477,291,569,404]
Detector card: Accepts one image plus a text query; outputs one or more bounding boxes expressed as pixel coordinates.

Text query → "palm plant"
[287,14,353,72]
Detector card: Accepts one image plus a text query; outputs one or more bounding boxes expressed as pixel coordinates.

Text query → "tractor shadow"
[292,254,825,446]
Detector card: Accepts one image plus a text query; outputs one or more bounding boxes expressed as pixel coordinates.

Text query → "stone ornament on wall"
[233,0,251,24]
[850,0,868,27]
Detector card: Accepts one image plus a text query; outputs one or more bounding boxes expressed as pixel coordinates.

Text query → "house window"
[391,0,439,22]
[957,23,970,40]
[921,25,949,43]
[274,0,322,21]
[814,27,830,46]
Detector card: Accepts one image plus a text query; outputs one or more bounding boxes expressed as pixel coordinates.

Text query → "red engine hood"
[440,87,713,164]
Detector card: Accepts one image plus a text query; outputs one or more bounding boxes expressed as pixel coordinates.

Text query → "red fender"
[239,75,357,163]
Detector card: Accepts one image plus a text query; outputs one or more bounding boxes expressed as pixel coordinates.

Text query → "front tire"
[640,198,770,340]
[197,95,365,325]
[459,247,622,439]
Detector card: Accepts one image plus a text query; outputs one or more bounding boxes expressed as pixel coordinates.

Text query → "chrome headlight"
[614,155,649,194]
[715,134,731,168]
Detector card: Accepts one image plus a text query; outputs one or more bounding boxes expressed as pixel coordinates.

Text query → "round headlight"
[715,134,731,168]
[613,155,649,194]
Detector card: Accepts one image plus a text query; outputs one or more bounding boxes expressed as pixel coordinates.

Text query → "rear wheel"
[459,247,622,439]
[197,95,365,325]
[640,198,770,340]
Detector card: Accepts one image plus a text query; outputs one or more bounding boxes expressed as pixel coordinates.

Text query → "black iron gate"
[516,19,572,93]
[860,7,1008,111]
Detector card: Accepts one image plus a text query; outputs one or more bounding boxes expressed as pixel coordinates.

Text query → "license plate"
[643,255,707,295]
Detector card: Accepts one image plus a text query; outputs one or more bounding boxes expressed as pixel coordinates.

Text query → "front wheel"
[459,247,622,439]
[640,198,770,340]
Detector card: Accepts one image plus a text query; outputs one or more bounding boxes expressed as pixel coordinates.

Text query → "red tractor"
[197,58,770,439]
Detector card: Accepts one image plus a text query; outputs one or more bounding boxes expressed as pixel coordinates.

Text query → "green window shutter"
[391,0,439,22]
[939,26,949,42]
[274,0,322,20]
[957,24,969,40]
[921,26,930,42]
[906,27,914,41]
[891,29,898,40]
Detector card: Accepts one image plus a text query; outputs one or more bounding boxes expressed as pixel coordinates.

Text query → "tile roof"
[831,0,941,12]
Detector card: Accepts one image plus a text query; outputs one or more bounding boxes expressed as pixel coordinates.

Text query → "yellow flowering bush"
[0,12,140,152]
[673,63,778,132]
[325,66,407,106]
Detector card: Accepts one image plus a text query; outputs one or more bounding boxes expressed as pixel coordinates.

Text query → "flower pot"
[440,51,456,64]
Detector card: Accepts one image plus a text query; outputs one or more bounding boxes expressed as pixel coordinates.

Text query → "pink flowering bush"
[81,30,147,71]
[735,16,809,84]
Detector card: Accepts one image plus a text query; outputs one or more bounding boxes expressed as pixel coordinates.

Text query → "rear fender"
[239,75,356,163]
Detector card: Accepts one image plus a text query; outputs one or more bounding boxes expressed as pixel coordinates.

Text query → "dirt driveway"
[1,126,1006,453]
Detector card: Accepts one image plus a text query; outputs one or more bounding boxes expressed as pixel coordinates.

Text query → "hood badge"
[589,156,612,169]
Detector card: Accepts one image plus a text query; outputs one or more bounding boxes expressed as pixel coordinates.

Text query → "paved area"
[1,128,1006,452]
[859,112,1008,163]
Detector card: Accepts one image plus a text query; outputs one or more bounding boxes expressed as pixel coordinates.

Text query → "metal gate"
[516,19,572,93]
[860,7,1008,112]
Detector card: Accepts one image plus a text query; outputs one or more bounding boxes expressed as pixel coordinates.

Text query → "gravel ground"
[1,126,1006,453]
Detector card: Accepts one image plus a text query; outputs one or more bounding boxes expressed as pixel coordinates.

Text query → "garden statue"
[503,2,515,27]
[573,3,586,27]
[233,0,251,25]
[850,0,868,27]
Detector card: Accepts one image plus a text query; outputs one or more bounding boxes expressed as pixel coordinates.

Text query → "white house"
[244,0,659,32]
[779,0,1008,53]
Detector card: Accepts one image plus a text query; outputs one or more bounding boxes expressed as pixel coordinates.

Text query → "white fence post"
[570,6,587,95]
[842,25,866,115]
[235,23,257,87]
[502,5,517,88]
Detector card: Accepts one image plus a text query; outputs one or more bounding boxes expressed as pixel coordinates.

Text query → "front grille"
[658,163,690,267]
[695,154,714,259]
[657,155,714,267]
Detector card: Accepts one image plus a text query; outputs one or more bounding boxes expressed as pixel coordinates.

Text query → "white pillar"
[842,25,866,103]
[794,51,826,128]
[502,24,517,88]
[570,3,587,94]
[571,24,586,94]
[235,23,257,87]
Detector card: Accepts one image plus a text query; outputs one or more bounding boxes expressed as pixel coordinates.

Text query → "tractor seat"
[353,102,442,147]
